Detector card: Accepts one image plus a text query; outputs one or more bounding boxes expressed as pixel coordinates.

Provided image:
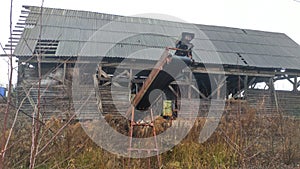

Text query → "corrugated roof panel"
[210,41,231,52]
[64,34,174,58]
[80,30,132,44]
[244,29,287,39]
[56,41,80,56]
[193,50,216,64]
[159,26,199,38]
[193,50,246,66]
[79,29,94,41]
[253,35,270,45]
[122,34,174,47]
[194,30,210,40]
[13,6,300,71]
[251,44,265,55]
[69,16,82,28]
[244,35,257,44]
[216,32,234,42]
[285,47,300,57]
[231,33,247,42]
[62,28,81,41]
[285,36,300,47]
[88,19,98,29]
[240,43,263,54]
[202,31,220,40]
[202,30,298,48]
[14,39,36,56]
[241,54,300,69]
[106,43,162,59]
[22,26,40,39]
[43,14,64,27]
[40,26,63,40]
[105,34,173,57]
[226,42,244,53]
[219,52,247,66]
[60,41,110,56]
[76,17,90,29]
[241,54,272,68]
[46,7,61,15]
[263,45,288,56]
[274,36,299,47]
[192,40,216,51]
[197,25,243,34]
[95,18,111,29]
[250,44,266,55]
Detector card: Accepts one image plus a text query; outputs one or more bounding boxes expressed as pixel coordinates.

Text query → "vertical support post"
[208,75,226,100]
[129,69,133,101]
[293,76,298,92]
[150,108,161,168]
[268,78,275,91]
[188,71,192,99]
[217,86,221,99]
[98,65,101,77]
[244,75,248,99]
[73,67,79,86]
[63,62,66,85]
[128,105,135,168]
[217,75,222,99]
[269,78,279,113]
[213,75,218,100]
[268,78,274,101]
[97,64,102,85]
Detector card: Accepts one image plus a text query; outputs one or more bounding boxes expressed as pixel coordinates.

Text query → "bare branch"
[2,96,27,157]
[36,92,93,156]
[29,1,45,168]
[0,0,14,167]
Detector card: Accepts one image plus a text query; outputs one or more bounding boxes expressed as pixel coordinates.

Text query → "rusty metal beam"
[131,48,170,107]
[125,48,171,116]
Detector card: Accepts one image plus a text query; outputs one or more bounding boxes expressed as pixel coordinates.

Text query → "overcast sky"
[0,0,300,88]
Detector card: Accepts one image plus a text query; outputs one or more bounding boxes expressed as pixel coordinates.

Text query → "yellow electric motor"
[162,100,173,117]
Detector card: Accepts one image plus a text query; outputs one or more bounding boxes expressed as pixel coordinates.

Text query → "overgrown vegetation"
[1,102,300,169]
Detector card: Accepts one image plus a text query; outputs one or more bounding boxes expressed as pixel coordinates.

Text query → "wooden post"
[217,75,225,99]
[268,78,275,91]
[293,76,298,92]
[269,78,279,112]
[268,78,274,101]
[244,75,248,99]
[248,77,256,89]
[297,77,300,90]
[129,69,133,101]
[217,76,221,99]
[208,75,226,99]
[94,74,103,113]
[73,67,79,86]
[188,71,192,99]
[63,62,66,85]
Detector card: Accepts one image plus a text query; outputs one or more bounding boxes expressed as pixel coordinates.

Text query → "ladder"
[126,47,193,168]
[127,106,161,168]
[127,48,171,168]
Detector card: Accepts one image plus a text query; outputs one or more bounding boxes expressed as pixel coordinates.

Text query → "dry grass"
[1,102,300,168]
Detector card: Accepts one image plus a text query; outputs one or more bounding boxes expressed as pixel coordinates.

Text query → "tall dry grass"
[1,102,300,168]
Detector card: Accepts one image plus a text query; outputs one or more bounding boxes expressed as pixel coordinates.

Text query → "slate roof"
[11,5,300,70]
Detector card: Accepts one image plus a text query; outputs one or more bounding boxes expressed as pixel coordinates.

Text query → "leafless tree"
[0,0,14,168]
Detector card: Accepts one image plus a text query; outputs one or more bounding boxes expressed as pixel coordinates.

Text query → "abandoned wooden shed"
[8,5,300,120]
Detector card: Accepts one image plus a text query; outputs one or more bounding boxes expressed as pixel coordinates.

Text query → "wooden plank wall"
[246,89,300,116]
